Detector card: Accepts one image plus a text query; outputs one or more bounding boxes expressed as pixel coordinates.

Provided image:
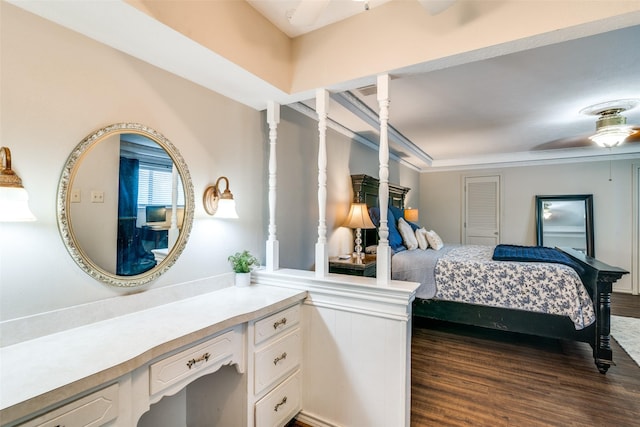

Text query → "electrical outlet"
[91,191,104,203]
[71,189,81,203]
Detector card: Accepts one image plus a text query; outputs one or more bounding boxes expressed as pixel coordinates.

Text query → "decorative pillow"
[425,230,444,250]
[389,205,404,225]
[415,227,429,250]
[407,220,421,231]
[397,218,418,250]
[368,207,406,252]
[368,206,380,226]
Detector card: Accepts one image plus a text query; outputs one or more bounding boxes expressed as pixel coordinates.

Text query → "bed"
[351,174,628,373]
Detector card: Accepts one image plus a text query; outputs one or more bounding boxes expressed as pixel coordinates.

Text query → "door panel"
[464,176,500,246]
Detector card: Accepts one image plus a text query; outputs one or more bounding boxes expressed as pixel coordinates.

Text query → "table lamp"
[343,203,375,260]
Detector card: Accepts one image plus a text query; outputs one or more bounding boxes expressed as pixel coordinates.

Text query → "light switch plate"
[71,189,81,203]
[91,191,104,203]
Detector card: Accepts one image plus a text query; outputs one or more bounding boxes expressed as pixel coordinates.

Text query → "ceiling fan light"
[588,126,636,148]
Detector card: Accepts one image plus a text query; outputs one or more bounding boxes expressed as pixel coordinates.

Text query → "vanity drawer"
[254,329,301,395]
[254,370,301,427]
[149,327,240,395]
[18,383,118,427]
[254,304,300,346]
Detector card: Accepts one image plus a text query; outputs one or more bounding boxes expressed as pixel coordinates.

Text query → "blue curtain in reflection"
[116,157,156,275]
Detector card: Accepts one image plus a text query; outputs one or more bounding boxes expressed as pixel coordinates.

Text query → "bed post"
[265,101,280,271]
[377,74,391,284]
[593,271,625,373]
[315,89,329,277]
[559,248,628,373]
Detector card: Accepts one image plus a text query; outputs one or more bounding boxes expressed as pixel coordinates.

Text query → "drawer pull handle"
[186,352,211,369]
[273,317,287,329]
[273,352,287,365]
[274,396,288,412]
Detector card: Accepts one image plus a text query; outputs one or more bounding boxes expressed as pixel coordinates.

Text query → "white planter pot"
[235,272,251,287]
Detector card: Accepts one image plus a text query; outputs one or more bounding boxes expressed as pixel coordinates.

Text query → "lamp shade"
[404,208,419,222]
[0,186,36,222]
[214,198,239,219]
[1,146,36,221]
[589,126,637,148]
[343,203,375,229]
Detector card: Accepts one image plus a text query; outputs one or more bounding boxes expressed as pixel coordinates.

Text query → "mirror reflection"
[536,194,594,257]
[71,135,184,275]
[58,123,193,287]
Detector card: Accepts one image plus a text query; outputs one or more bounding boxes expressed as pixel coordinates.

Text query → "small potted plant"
[228,250,260,287]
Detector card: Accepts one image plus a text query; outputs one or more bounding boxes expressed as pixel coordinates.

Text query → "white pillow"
[425,230,444,250]
[397,217,418,250]
[415,227,429,250]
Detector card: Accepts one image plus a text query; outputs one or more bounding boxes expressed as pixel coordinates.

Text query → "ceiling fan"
[288,0,456,27]
[533,99,640,151]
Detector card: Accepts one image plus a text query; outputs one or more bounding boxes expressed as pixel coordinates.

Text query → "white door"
[464,175,500,245]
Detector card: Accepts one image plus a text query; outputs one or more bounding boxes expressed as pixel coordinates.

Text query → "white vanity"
[1,271,419,427]
[0,285,306,427]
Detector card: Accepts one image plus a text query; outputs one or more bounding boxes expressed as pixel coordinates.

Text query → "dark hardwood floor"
[612,292,640,318]
[292,294,639,427]
[411,293,639,426]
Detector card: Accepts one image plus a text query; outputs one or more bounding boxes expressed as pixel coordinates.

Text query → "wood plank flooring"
[612,292,640,318]
[293,294,640,427]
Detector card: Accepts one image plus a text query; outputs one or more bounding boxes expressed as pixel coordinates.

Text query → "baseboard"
[295,410,338,427]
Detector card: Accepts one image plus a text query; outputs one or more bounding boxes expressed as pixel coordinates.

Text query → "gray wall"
[271,106,419,270]
[420,160,638,292]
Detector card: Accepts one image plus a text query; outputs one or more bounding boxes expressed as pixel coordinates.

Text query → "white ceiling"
[248,0,640,170]
[11,0,640,171]
[339,24,640,169]
[247,0,395,37]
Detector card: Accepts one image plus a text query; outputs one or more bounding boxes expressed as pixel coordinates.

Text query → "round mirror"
[57,123,194,287]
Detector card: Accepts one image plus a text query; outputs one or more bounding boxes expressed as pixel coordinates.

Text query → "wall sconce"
[0,146,36,222]
[343,202,375,260]
[404,208,419,223]
[203,176,238,218]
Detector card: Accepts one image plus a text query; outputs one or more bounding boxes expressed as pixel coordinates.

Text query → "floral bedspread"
[434,245,595,330]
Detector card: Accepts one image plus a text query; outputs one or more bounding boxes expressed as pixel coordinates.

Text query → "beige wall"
[0,3,268,320]
[0,3,416,321]
[420,159,638,292]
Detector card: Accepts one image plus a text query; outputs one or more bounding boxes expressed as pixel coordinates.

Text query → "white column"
[266,101,280,271]
[377,75,391,284]
[315,89,329,277]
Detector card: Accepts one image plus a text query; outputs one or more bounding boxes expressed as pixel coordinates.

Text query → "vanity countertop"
[0,285,307,425]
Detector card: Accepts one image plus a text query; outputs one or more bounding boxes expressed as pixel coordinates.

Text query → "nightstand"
[329,254,376,277]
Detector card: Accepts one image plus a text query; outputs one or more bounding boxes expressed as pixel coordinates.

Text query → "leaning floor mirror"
[535,194,594,257]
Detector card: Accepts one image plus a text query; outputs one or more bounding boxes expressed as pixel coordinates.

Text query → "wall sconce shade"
[203,176,238,218]
[0,147,36,222]
[404,208,419,223]
[343,203,375,259]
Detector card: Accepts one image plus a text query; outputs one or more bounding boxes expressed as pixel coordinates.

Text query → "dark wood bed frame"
[351,174,628,373]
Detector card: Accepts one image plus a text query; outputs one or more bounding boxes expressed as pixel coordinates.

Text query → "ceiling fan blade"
[417,0,456,15]
[532,134,593,151]
[533,125,640,151]
[625,126,640,142]
[288,0,330,27]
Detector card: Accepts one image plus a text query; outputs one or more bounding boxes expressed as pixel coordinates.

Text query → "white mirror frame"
[57,123,194,287]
